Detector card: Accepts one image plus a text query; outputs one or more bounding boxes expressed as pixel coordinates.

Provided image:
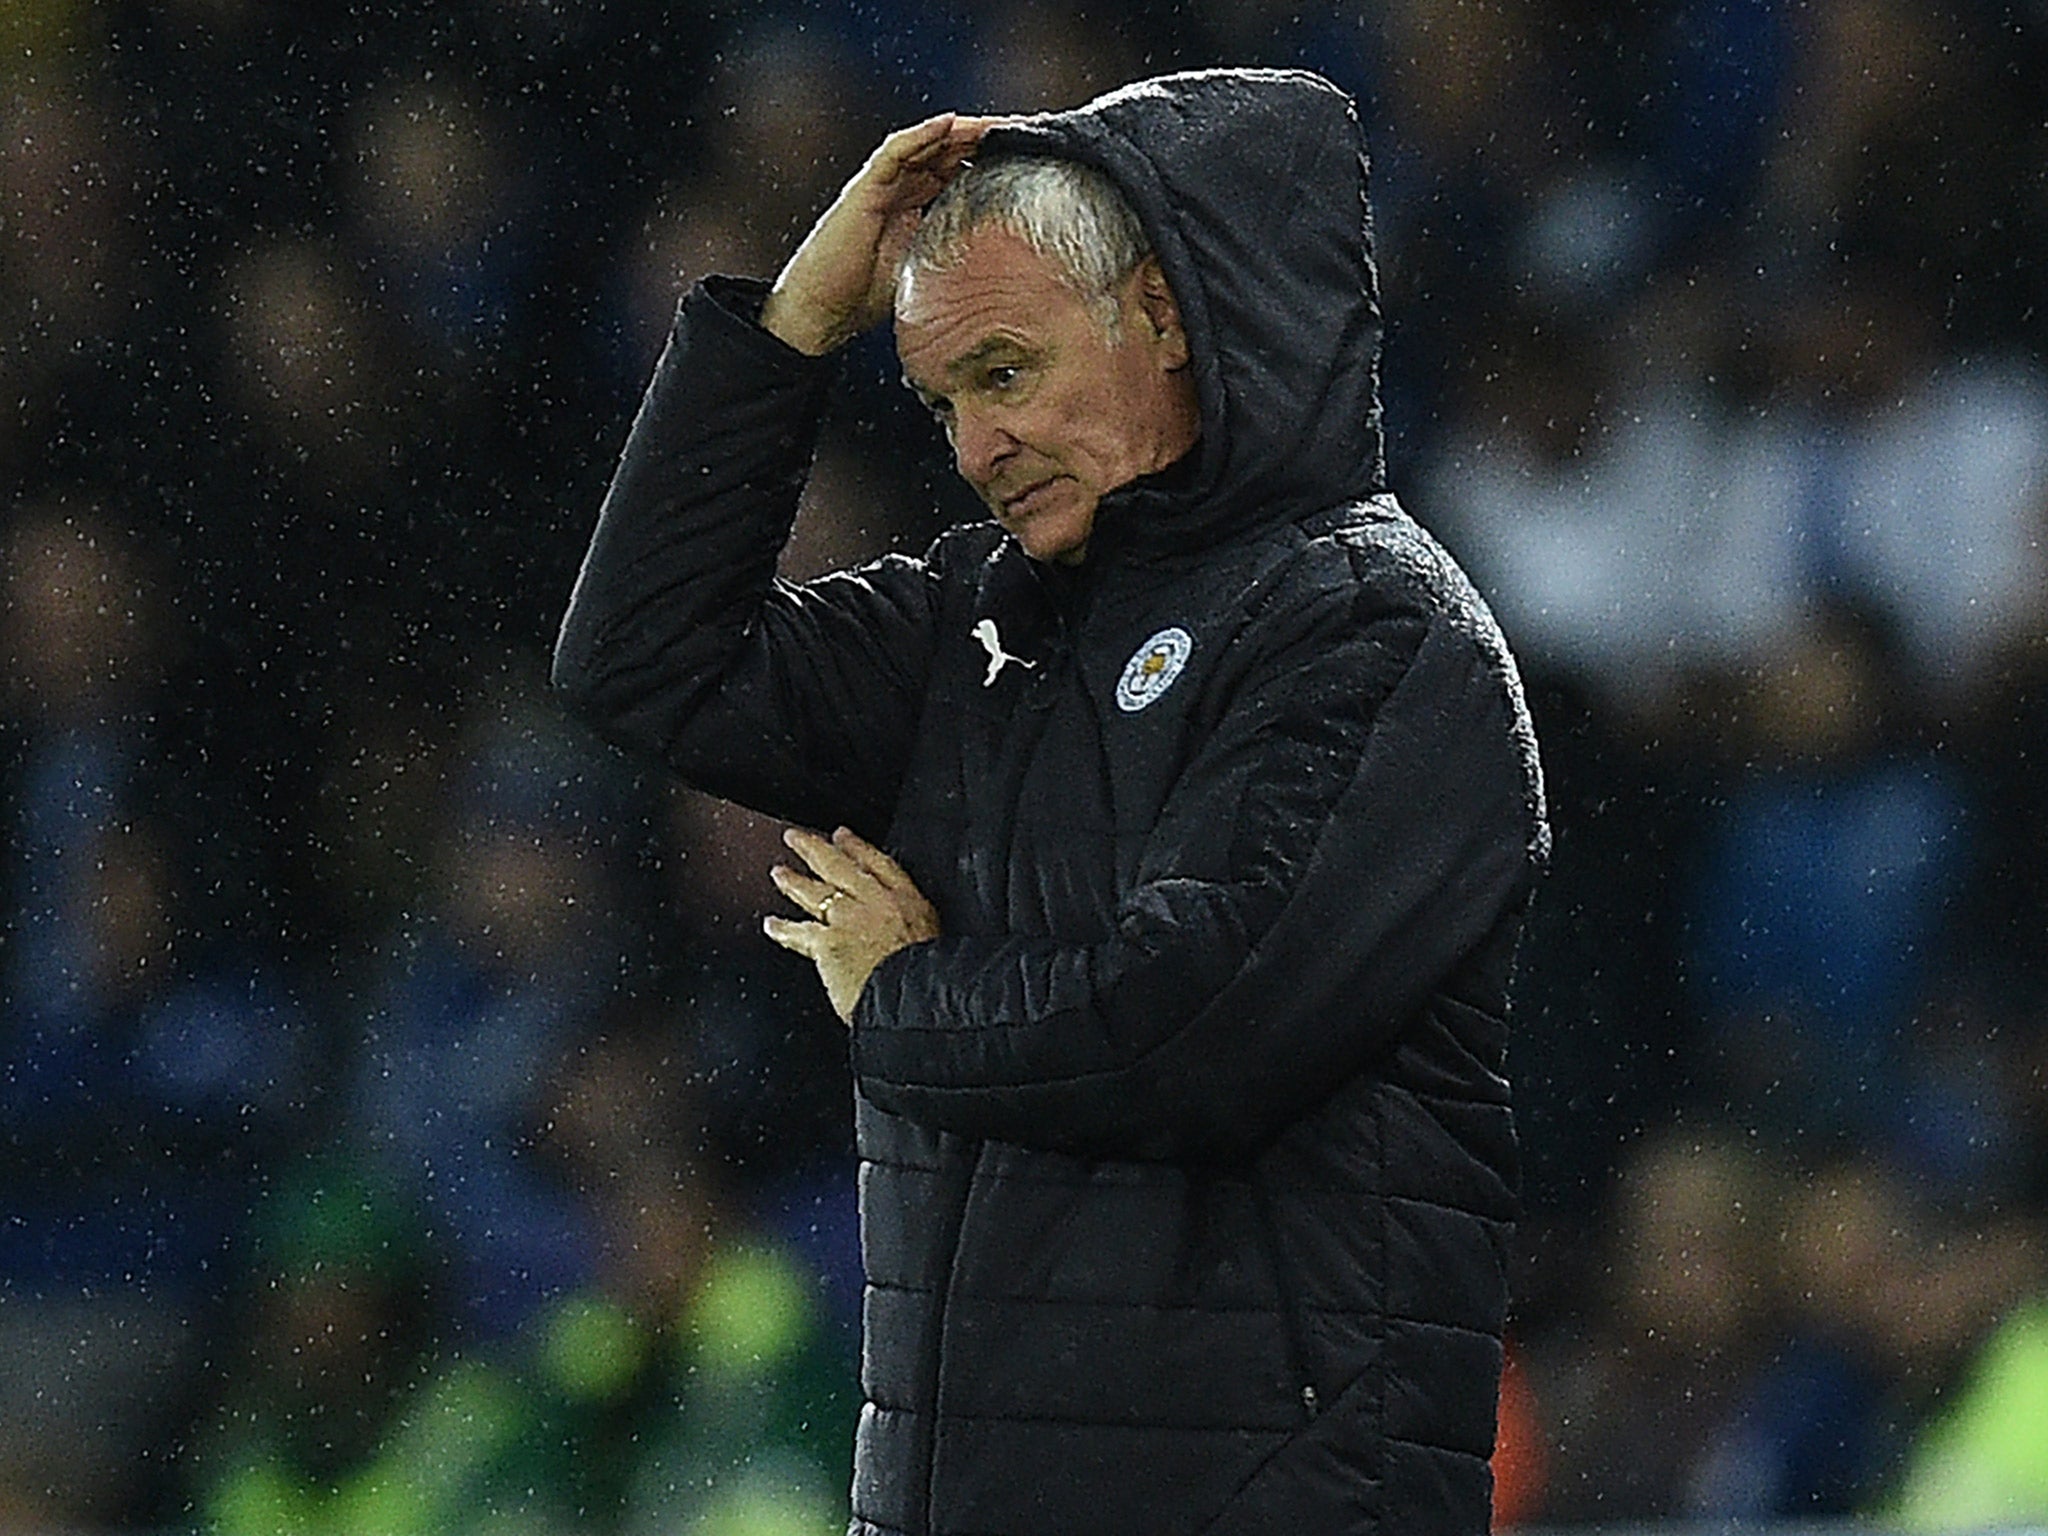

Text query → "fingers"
[763,913,834,968]
[863,116,961,191]
[882,112,969,161]
[868,113,1004,198]
[831,826,913,892]
[782,824,918,898]
[765,829,938,1026]
[883,112,1005,163]
[769,859,838,918]
[782,825,863,893]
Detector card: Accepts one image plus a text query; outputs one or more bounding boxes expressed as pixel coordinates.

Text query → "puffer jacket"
[554,67,1548,1536]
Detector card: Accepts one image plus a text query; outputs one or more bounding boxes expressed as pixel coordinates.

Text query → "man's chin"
[995,496,1095,565]
[1007,522,1091,565]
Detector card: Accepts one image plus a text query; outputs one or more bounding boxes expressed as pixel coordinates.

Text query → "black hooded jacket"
[555,69,1548,1536]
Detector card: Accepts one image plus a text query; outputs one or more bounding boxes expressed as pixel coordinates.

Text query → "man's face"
[895,229,1200,564]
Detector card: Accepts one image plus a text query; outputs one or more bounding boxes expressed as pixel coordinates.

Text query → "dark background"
[6,0,2048,1527]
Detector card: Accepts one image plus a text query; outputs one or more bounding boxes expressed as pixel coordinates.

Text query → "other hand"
[764,825,941,1024]
[759,113,1003,356]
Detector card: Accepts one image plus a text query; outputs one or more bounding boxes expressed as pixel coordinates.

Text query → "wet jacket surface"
[554,68,1549,1536]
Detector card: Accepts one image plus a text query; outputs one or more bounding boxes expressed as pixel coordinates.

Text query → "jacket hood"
[981,68,1387,560]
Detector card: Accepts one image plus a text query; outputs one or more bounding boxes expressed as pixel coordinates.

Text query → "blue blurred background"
[6,1,2048,1529]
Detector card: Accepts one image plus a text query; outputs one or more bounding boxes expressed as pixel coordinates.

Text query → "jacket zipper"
[1251,1176,1321,1422]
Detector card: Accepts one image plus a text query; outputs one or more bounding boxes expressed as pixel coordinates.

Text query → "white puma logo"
[971,618,1037,688]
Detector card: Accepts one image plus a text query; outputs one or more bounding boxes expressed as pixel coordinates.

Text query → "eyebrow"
[902,336,1033,402]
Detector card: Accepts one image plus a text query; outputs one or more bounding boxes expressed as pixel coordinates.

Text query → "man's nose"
[951,409,1016,485]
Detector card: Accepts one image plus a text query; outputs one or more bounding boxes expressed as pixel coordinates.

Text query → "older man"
[555,68,1547,1536]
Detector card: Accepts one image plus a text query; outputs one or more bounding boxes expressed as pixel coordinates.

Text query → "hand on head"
[760,113,1006,357]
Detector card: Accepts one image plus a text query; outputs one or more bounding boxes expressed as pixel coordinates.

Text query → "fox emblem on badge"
[1116,627,1194,712]
[971,619,1037,688]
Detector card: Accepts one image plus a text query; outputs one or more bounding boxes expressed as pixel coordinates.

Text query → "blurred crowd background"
[5,0,2048,1530]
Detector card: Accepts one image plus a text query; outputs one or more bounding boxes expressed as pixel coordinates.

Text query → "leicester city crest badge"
[1115,626,1194,713]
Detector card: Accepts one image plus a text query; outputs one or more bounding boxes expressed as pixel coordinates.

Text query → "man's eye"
[986,365,1022,391]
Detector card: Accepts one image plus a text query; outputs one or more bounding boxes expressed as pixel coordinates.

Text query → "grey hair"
[901,154,1152,336]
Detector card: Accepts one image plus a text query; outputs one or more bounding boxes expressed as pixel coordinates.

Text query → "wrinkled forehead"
[895,224,1075,327]
[893,228,1097,381]
[891,260,946,331]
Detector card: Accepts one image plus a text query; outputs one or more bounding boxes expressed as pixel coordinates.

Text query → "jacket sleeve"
[849,571,1545,1162]
[552,277,940,835]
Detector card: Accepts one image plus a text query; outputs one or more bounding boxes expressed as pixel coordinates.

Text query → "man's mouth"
[998,479,1059,517]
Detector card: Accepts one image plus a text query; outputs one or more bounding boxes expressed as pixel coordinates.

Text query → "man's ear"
[1133,257,1190,369]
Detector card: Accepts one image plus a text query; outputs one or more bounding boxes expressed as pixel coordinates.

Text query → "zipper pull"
[1301,1383,1320,1418]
